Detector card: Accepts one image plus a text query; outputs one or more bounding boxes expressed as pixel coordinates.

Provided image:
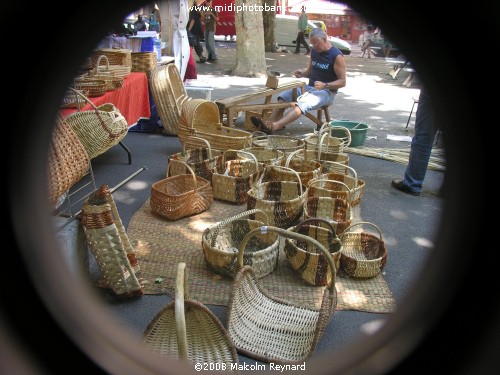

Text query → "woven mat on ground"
[128,199,396,313]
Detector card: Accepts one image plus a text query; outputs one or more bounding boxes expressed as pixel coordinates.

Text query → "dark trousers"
[192,35,205,60]
[295,31,310,53]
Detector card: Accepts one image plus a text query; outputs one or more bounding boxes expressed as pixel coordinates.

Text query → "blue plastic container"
[329,120,369,147]
[140,37,154,52]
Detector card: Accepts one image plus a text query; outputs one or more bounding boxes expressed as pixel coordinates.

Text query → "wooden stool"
[305,105,331,130]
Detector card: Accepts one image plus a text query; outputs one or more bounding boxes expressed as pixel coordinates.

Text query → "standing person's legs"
[402,91,438,193]
[205,30,217,60]
[194,36,206,62]
[300,31,311,54]
[294,32,302,53]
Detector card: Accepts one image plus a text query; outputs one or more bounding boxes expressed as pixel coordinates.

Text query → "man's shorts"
[278,85,335,114]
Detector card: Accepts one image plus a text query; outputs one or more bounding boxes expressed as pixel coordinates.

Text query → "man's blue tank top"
[309,47,342,92]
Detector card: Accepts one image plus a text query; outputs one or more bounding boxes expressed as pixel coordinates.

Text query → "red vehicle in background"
[211,0,236,38]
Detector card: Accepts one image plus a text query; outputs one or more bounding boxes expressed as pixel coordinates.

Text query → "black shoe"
[198,57,207,63]
[305,51,311,56]
[391,179,420,196]
[293,51,300,54]
[207,58,218,63]
[250,116,273,135]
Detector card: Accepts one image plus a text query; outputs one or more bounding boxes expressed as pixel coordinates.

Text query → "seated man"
[251,28,346,134]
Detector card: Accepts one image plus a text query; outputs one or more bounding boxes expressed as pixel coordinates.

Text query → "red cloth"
[60,72,151,126]
[184,48,197,81]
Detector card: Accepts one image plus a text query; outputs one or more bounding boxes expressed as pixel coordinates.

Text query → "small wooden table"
[215,80,305,127]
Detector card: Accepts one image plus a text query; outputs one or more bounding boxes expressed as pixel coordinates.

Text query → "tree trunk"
[232,0,267,77]
[263,0,276,52]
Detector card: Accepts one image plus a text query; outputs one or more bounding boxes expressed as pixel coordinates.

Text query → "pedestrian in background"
[188,0,207,63]
[202,0,219,62]
[294,6,311,55]
[391,88,440,196]
[360,24,374,58]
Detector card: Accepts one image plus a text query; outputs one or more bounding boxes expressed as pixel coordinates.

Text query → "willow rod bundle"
[344,146,446,171]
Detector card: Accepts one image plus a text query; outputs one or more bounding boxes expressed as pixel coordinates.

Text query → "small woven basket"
[131,52,158,73]
[303,196,352,234]
[246,166,307,228]
[80,185,143,298]
[284,218,342,286]
[91,54,131,79]
[91,48,132,68]
[64,88,129,159]
[339,222,388,278]
[60,89,90,109]
[227,226,337,363]
[73,78,107,97]
[167,136,223,183]
[251,134,305,158]
[315,161,366,206]
[289,148,349,172]
[201,209,279,278]
[142,263,239,368]
[304,124,351,153]
[281,149,322,186]
[150,160,213,220]
[241,147,285,166]
[47,114,90,206]
[81,71,124,92]
[211,150,265,203]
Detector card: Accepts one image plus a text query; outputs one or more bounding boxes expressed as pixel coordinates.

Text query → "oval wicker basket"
[246,166,307,228]
[339,222,388,278]
[251,134,305,157]
[201,209,280,278]
[150,160,213,220]
[315,161,366,206]
[240,147,285,166]
[283,149,322,186]
[73,78,107,97]
[304,123,351,153]
[303,196,352,234]
[211,150,264,203]
[167,136,223,184]
[142,263,239,367]
[92,54,131,79]
[284,218,342,286]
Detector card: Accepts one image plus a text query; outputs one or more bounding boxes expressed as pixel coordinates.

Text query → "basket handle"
[209,208,269,247]
[96,54,110,74]
[328,126,352,148]
[223,149,259,172]
[68,87,98,111]
[184,136,212,158]
[174,262,189,360]
[321,161,358,181]
[291,217,340,240]
[238,226,336,291]
[166,159,198,190]
[340,221,383,242]
[264,165,303,196]
[308,179,352,200]
[285,148,306,166]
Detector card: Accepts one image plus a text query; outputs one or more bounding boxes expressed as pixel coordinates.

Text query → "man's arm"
[293,59,312,78]
[314,55,347,90]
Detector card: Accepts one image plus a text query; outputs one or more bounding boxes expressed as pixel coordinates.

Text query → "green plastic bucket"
[329,120,369,147]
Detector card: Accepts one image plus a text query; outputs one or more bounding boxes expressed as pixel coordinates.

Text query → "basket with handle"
[246,166,308,228]
[73,78,107,97]
[64,88,129,159]
[211,150,265,203]
[240,146,285,166]
[81,70,124,92]
[80,185,143,298]
[201,209,279,278]
[91,54,131,79]
[142,262,239,368]
[251,134,305,158]
[47,113,90,207]
[339,222,388,278]
[291,143,350,171]
[284,218,342,286]
[150,160,213,221]
[227,225,337,363]
[167,136,223,184]
[280,148,322,186]
[316,161,366,206]
[60,88,90,109]
[304,123,351,153]
[303,195,352,234]
[91,48,132,68]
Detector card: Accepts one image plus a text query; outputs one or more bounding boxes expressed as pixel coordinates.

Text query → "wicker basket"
[201,209,279,278]
[60,89,90,109]
[91,48,132,68]
[82,70,124,92]
[81,185,143,298]
[149,64,183,135]
[142,262,239,367]
[251,134,305,157]
[211,150,265,203]
[131,52,157,73]
[246,166,307,228]
[281,149,322,186]
[315,162,366,206]
[227,226,337,363]
[240,147,285,166]
[284,218,342,286]
[304,124,351,153]
[339,222,388,278]
[91,54,131,79]
[289,147,349,172]
[64,88,128,159]
[47,114,90,206]
[73,78,107,97]
[168,136,223,184]
[303,196,352,234]
[150,160,213,220]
